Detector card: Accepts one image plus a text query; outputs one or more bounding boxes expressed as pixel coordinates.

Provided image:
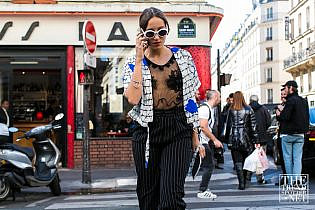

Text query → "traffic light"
[77,69,94,85]
[219,73,232,86]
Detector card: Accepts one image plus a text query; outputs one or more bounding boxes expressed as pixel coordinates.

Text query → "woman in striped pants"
[122,7,205,210]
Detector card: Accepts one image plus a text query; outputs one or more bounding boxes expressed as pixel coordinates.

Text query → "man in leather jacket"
[276,80,309,183]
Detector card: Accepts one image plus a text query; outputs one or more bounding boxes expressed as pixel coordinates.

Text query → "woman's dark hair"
[231,91,247,111]
[139,7,170,31]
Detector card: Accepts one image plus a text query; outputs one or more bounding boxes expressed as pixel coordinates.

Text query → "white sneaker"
[197,190,217,199]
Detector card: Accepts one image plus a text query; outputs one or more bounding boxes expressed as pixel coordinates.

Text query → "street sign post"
[81,20,97,184]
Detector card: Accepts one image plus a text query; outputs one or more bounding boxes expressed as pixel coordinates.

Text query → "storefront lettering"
[0,21,13,40]
[79,21,129,42]
[22,21,39,41]
[107,22,129,41]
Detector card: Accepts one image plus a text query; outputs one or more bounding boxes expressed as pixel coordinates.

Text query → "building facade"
[283,0,315,107]
[216,0,292,104]
[0,0,223,168]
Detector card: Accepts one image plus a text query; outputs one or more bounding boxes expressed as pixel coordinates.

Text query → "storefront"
[0,47,68,165]
[0,2,223,168]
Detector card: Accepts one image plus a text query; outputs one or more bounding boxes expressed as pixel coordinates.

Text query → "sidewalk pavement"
[58,168,138,193]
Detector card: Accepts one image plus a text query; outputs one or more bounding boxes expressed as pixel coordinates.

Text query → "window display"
[12,70,62,122]
[76,47,135,138]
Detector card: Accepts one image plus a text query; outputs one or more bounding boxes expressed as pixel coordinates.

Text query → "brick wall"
[74,138,134,168]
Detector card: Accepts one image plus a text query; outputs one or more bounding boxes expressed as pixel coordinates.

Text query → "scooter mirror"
[55,113,64,121]
[8,127,19,133]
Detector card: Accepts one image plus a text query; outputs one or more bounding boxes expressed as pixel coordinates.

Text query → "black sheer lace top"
[145,54,184,110]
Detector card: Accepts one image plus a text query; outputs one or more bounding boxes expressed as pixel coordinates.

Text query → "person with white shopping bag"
[249,95,271,184]
[224,91,260,190]
[243,146,269,175]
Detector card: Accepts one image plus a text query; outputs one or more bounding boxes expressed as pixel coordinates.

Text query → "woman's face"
[145,16,167,49]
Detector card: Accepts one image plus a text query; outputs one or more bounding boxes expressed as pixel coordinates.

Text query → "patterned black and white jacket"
[122,47,201,167]
[122,47,201,128]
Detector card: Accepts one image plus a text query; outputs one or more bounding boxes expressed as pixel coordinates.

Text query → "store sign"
[0,21,39,41]
[84,53,96,68]
[79,21,129,42]
[178,18,196,38]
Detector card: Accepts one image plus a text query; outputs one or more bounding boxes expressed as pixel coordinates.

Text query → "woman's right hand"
[135,33,148,61]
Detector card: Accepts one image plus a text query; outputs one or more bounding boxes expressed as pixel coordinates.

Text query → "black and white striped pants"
[132,107,193,210]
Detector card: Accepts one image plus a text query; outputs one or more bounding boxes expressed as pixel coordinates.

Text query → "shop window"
[12,70,62,122]
[81,47,135,138]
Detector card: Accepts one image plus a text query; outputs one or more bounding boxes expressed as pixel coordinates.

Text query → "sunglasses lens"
[145,31,155,38]
[158,29,168,36]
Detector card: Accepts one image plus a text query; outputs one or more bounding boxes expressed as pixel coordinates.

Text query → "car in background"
[271,107,315,173]
[265,114,279,161]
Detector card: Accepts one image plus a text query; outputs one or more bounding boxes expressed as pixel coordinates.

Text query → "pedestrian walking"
[276,80,309,184]
[0,99,12,144]
[197,90,223,199]
[219,93,235,168]
[122,7,205,210]
[225,91,259,190]
[275,87,287,186]
[249,95,271,184]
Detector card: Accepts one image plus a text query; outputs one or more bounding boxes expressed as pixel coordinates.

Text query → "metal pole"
[82,49,91,184]
[217,49,221,112]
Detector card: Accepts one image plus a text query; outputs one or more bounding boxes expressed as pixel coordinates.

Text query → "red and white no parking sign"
[82,20,97,54]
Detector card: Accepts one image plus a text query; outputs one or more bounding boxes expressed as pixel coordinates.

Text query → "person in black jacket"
[0,99,12,144]
[275,87,287,186]
[276,80,309,182]
[225,91,260,190]
[249,95,271,184]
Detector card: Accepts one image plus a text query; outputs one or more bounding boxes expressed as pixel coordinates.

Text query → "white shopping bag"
[243,148,260,172]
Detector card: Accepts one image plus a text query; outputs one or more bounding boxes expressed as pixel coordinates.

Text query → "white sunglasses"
[141,28,168,38]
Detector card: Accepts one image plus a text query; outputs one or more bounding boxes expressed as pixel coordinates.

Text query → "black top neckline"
[144,54,176,70]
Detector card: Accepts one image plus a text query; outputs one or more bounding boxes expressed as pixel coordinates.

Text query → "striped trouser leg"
[132,140,162,210]
[132,107,192,210]
[159,137,192,210]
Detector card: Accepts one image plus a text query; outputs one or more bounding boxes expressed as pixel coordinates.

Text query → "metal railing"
[261,13,283,23]
[284,41,315,69]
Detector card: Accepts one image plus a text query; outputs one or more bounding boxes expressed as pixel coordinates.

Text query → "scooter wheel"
[0,177,10,201]
[49,174,61,196]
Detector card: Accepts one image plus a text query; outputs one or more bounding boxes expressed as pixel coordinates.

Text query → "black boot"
[256,174,266,184]
[235,163,245,190]
[244,170,252,189]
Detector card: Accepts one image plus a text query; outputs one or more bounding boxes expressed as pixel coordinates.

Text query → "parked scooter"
[0,113,63,201]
